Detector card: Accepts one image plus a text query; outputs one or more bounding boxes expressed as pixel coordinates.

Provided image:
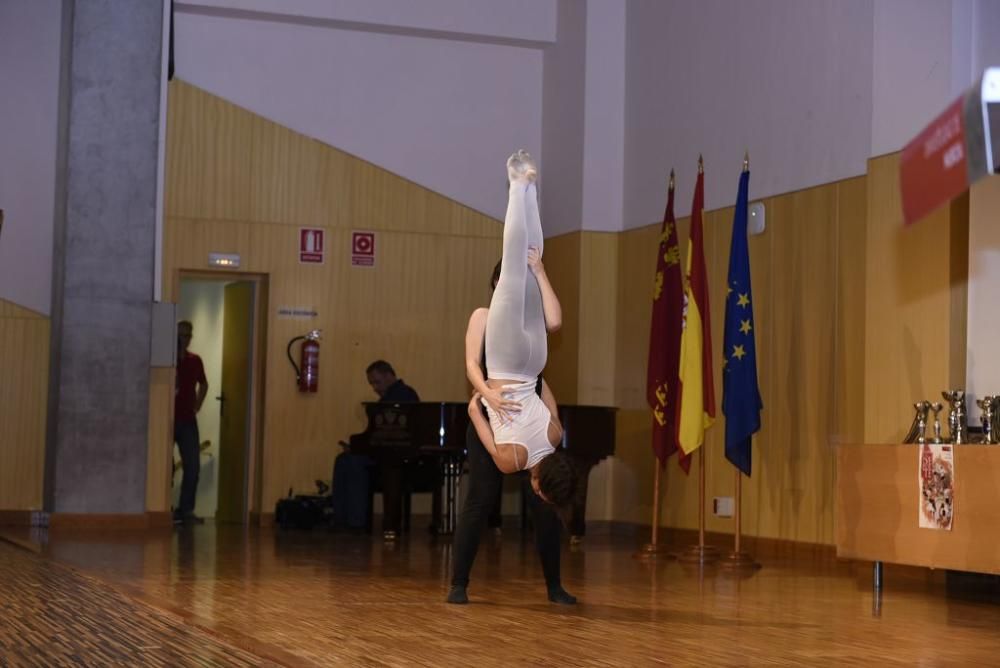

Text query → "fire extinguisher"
[287,329,321,392]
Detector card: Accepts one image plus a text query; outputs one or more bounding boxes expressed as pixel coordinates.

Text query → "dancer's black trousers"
[450,419,562,588]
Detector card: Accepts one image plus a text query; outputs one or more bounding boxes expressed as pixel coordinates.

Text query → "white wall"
[175,280,226,517]
[540,0,587,238]
[972,0,1000,80]
[625,0,875,225]
[871,0,955,157]
[965,175,1000,421]
[174,2,549,222]
[0,1,63,315]
[177,0,557,43]
[581,0,626,233]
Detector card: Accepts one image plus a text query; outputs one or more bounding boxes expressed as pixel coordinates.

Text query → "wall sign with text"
[300,228,324,264]
[352,231,376,267]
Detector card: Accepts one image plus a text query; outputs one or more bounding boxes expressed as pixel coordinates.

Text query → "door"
[216,281,254,523]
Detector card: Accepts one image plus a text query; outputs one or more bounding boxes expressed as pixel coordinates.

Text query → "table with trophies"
[836,390,1000,581]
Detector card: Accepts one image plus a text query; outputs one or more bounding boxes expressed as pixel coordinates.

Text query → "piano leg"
[430,481,442,535]
[381,464,403,536]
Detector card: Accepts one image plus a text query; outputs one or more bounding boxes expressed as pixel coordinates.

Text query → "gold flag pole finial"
[698,154,704,174]
[743,151,749,172]
[669,168,675,190]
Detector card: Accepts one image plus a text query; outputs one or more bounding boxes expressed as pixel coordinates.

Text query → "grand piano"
[348,401,616,538]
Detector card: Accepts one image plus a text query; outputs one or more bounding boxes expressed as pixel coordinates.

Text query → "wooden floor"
[2,524,1000,666]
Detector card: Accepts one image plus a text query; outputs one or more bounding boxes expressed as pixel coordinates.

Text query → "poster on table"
[918,443,954,531]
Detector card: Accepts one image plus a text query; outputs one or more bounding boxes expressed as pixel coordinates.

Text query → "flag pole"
[721,152,760,572]
[679,447,718,563]
[636,461,672,558]
[720,468,759,570]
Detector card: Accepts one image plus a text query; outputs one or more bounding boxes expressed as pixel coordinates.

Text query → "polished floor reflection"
[2,524,1000,666]
[0,539,274,667]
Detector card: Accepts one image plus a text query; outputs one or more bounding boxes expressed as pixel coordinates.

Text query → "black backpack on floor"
[275,481,332,530]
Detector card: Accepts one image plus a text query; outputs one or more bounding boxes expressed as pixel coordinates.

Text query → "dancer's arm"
[465,308,520,421]
[469,393,522,473]
[528,248,561,332]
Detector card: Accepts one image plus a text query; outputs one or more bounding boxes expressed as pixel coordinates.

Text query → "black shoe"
[446,585,469,605]
[547,586,577,605]
[172,514,183,526]
[182,514,205,525]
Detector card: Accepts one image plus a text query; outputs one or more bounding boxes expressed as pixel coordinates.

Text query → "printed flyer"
[919,443,954,530]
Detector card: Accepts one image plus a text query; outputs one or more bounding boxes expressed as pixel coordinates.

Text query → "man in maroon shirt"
[175,320,208,525]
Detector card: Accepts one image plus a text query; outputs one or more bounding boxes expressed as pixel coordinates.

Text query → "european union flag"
[722,169,762,476]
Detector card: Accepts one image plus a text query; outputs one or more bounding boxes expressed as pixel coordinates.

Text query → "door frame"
[174,270,269,524]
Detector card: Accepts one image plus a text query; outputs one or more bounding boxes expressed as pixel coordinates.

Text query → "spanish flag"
[676,161,716,455]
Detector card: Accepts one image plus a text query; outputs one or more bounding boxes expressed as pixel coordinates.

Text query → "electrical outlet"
[713,496,734,517]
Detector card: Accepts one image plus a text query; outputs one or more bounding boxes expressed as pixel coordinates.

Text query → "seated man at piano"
[365,360,420,403]
[331,360,420,533]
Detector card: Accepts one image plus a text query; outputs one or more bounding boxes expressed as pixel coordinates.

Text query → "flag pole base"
[719,550,761,571]
[634,542,676,560]
[677,544,719,564]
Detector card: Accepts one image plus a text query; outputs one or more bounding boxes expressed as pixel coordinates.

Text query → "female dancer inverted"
[466,150,576,506]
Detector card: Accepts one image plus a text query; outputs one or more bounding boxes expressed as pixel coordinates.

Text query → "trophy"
[903,401,931,444]
[977,395,1000,444]
[992,397,1000,444]
[930,402,944,444]
[942,390,968,444]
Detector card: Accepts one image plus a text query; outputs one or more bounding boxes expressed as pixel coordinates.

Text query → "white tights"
[485,153,546,382]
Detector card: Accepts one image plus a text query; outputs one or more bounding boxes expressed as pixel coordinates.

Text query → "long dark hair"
[490,260,501,291]
[535,451,577,508]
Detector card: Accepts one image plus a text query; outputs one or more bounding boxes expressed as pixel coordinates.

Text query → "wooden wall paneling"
[614,223,658,412]
[165,82,252,221]
[752,186,840,544]
[864,154,960,444]
[249,116,331,227]
[612,223,659,525]
[0,301,49,510]
[833,177,868,447]
[263,230,347,505]
[947,194,969,390]
[576,232,619,407]
[831,179,865,446]
[443,232,504,391]
[541,233,582,405]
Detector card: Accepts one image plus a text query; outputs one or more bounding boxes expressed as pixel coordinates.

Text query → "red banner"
[899,97,969,225]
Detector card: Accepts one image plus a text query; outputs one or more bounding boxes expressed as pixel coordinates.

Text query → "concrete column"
[46,0,164,514]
